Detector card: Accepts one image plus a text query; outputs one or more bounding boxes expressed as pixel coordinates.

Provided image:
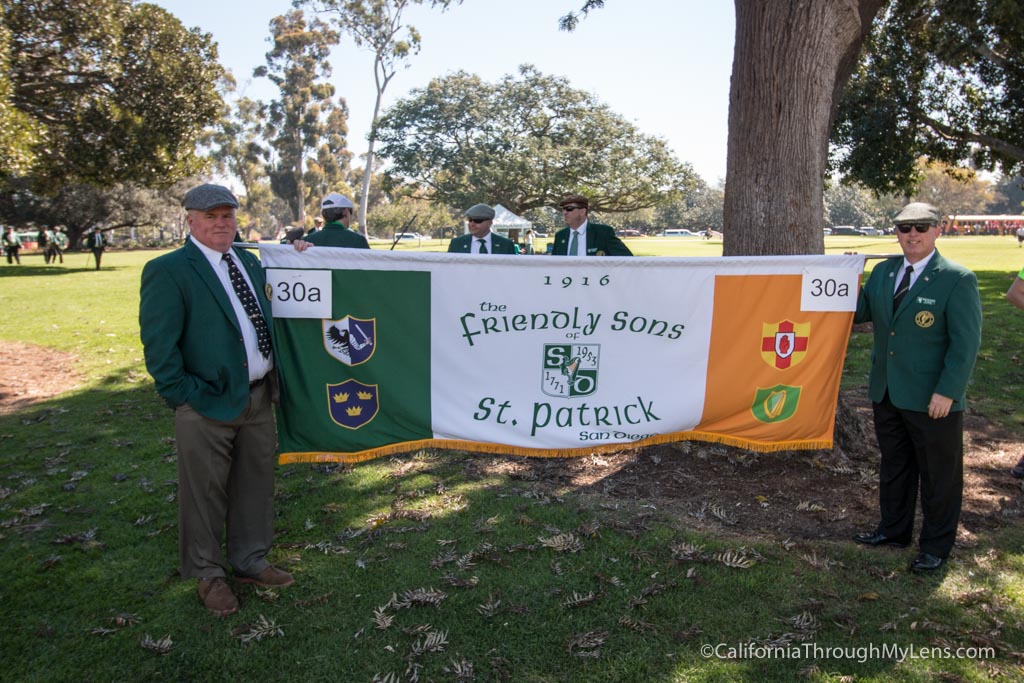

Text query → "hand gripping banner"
[259,246,863,463]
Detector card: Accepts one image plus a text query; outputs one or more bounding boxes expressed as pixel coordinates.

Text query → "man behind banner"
[304,192,369,249]
[140,183,309,617]
[852,201,981,572]
[551,194,632,256]
[448,204,516,254]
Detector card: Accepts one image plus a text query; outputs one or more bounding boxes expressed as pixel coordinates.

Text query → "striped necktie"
[893,265,913,312]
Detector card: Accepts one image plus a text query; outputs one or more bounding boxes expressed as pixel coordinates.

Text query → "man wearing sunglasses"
[851,202,981,573]
[448,204,516,254]
[551,194,632,257]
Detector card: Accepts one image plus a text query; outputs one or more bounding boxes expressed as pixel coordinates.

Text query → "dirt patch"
[0,342,84,415]
[460,389,1024,546]
[1,352,1020,546]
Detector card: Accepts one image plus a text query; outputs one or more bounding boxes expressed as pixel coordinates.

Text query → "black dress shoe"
[1011,454,1024,479]
[910,553,945,572]
[853,531,910,548]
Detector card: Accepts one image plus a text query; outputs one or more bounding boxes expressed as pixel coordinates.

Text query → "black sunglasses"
[467,218,489,224]
[896,223,933,234]
[561,205,583,212]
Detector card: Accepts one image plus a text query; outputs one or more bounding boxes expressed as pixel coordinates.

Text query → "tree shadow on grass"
[1,381,1021,682]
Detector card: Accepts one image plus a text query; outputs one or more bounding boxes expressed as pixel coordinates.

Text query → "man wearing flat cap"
[139,183,310,617]
[852,201,981,573]
[551,194,632,257]
[304,192,369,249]
[448,204,516,254]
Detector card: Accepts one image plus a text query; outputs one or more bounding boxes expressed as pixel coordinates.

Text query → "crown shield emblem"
[323,316,376,366]
[750,385,801,423]
[327,379,379,429]
[542,344,599,398]
[760,320,810,370]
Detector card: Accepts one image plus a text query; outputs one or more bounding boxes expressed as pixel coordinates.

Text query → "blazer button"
[890,331,895,336]
[888,351,895,357]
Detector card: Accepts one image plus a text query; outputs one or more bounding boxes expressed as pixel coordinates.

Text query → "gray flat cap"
[893,202,940,224]
[183,184,239,211]
[465,203,495,220]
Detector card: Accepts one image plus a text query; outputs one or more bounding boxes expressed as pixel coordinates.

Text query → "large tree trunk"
[723,0,884,256]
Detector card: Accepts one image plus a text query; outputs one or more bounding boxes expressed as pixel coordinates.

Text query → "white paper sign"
[266,268,332,318]
[800,268,860,312]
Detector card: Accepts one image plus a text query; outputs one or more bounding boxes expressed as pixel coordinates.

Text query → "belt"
[250,376,267,390]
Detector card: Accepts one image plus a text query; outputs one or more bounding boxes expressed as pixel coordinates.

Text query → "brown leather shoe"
[235,565,294,588]
[197,577,238,617]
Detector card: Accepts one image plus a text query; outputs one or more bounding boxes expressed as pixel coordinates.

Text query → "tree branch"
[918,111,1024,163]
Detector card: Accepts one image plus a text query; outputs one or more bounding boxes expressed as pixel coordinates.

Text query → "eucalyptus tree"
[255,9,350,225]
[296,0,461,236]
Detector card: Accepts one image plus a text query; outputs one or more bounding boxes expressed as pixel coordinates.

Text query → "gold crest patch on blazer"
[915,311,935,328]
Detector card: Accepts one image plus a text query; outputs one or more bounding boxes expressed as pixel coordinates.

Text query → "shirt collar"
[902,249,936,273]
[190,235,233,269]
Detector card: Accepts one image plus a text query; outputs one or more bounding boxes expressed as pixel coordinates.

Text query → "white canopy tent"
[490,204,532,238]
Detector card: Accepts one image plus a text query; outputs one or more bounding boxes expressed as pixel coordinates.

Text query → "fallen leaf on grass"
[140,634,173,654]
[233,614,284,643]
[538,533,583,553]
[566,630,607,657]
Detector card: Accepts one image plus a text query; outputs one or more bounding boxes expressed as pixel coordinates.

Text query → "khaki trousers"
[175,381,277,579]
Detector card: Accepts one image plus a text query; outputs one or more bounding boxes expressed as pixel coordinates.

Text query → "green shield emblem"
[750,385,801,423]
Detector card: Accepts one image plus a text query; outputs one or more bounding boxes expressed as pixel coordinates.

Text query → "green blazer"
[448,232,517,254]
[853,250,981,412]
[551,222,632,256]
[305,222,369,249]
[139,240,277,422]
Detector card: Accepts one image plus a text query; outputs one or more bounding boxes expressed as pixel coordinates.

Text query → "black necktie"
[893,265,913,312]
[223,253,271,358]
[478,238,488,254]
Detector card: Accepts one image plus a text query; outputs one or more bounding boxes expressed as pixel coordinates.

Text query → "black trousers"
[871,393,963,558]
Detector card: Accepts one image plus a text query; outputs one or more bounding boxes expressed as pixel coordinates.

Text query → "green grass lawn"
[0,243,1021,682]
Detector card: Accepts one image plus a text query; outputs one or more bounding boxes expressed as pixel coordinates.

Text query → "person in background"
[310,217,324,236]
[1004,270,1024,478]
[3,227,21,264]
[851,201,982,572]
[86,227,107,270]
[304,193,369,249]
[524,228,535,255]
[50,227,68,264]
[551,194,632,257]
[448,204,516,254]
[37,226,51,264]
[140,183,310,617]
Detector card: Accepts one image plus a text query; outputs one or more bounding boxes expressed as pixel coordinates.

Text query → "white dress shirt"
[190,236,273,382]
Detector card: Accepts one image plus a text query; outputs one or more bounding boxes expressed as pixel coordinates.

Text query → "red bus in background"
[942,214,1024,236]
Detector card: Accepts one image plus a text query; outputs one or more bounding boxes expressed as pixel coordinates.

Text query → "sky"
[152,0,736,184]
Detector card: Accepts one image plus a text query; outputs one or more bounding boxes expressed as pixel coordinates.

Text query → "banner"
[259,246,863,463]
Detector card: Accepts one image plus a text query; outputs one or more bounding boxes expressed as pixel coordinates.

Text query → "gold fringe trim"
[277,432,833,465]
